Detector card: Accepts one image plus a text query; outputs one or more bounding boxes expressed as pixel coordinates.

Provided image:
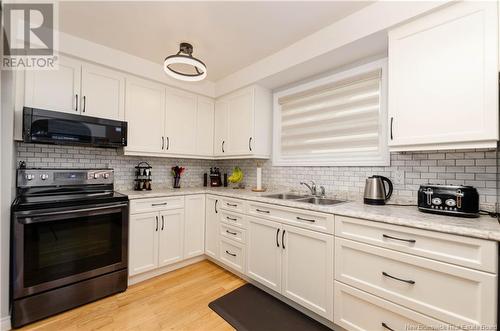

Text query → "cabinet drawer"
[219,197,246,214]
[335,238,497,327]
[219,238,245,274]
[220,210,247,229]
[335,216,498,273]
[247,201,333,234]
[130,196,184,214]
[220,223,246,244]
[334,282,461,331]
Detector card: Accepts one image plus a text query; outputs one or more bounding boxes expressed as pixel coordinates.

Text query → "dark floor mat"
[208,283,333,331]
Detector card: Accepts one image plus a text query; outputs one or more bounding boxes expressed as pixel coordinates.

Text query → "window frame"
[272,58,389,167]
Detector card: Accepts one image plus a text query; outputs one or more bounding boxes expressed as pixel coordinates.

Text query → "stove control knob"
[40,174,49,180]
[103,173,110,179]
[25,174,34,181]
[94,173,100,179]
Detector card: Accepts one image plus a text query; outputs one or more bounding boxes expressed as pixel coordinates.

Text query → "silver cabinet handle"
[382,271,415,284]
[296,216,315,223]
[225,250,236,257]
[226,230,237,236]
[382,234,416,244]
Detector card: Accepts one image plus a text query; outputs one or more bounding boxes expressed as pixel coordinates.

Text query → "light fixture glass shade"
[163,43,207,82]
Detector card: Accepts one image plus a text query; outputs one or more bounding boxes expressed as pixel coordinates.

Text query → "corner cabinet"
[388,1,499,151]
[214,85,272,158]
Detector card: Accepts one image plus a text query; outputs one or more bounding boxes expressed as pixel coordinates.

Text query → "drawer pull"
[383,234,416,244]
[256,208,270,214]
[296,216,315,223]
[382,271,415,285]
[226,216,237,221]
[152,202,168,206]
[225,250,236,257]
[381,322,395,331]
[226,203,238,207]
[226,230,237,236]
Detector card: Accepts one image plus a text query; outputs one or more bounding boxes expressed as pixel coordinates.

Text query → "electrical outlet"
[393,170,405,185]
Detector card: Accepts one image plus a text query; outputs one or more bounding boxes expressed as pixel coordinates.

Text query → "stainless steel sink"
[295,197,344,205]
[263,193,306,200]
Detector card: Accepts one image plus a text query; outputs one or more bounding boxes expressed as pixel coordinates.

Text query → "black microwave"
[23,107,127,148]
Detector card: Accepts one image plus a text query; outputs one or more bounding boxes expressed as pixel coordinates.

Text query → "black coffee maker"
[210,168,222,187]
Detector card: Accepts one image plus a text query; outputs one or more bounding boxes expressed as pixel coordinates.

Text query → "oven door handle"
[16,202,128,224]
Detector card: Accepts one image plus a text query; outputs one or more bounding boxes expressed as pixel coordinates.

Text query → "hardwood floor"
[19,260,245,331]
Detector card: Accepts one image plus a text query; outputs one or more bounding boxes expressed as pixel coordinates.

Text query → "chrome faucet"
[300,181,317,196]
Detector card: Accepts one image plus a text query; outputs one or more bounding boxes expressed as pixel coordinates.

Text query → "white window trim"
[272,58,389,167]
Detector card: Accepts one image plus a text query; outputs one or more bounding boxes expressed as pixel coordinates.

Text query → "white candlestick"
[256,167,262,190]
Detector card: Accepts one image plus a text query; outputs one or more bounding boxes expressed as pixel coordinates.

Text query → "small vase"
[173,176,181,188]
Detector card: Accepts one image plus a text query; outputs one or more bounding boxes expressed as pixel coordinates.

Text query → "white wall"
[1,69,16,330]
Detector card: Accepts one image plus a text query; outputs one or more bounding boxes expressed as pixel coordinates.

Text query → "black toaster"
[417,185,479,218]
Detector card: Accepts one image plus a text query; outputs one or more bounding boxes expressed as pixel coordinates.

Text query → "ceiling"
[59,1,372,82]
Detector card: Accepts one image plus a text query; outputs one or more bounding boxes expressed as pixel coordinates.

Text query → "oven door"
[12,202,128,299]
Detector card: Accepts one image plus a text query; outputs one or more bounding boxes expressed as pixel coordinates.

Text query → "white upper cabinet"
[80,63,125,120]
[24,56,126,121]
[214,85,272,158]
[214,100,229,156]
[24,56,81,114]
[124,76,166,154]
[165,88,197,155]
[196,97,215,156]
[388,1,499,151]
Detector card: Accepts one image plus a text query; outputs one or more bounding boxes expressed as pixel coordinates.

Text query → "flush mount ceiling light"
[163,42,207,82]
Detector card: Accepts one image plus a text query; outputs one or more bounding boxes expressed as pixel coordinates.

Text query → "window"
[273,59,389,166]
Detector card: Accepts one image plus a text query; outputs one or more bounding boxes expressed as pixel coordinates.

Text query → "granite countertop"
[119,187,500,241]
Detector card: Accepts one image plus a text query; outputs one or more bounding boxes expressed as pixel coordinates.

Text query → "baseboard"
[128,255,206,285]
[1,316,11,331]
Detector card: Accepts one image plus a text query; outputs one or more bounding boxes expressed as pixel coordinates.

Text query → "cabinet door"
[165,88,197,155]
[205,195,219,259]
[227,88,254,155]
[184,195,206,259]
[24,56,81,114]
[281,224,334,320]
[81,63,125,120]
[247,216,282,293]
[196,97,214,156]
[388,1,498,149]
[214,101,228,156]
[129,212,159,276]
[158,209,185,267]
[124,77,165,154]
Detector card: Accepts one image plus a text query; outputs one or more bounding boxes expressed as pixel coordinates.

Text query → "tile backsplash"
[16,143,498,211]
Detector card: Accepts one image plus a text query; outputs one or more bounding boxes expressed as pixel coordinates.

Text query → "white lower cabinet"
[205,195,219,259]
[247,217,282,292]
[184,195,205,259]
[334,282,457,331]
[158,209,185,267]
[247,215,334,320]
[129,212,159,275]
[129,195,206,278]
[219,238,246,273]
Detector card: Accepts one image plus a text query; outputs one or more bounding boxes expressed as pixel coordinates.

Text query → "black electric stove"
[11,168,129,328]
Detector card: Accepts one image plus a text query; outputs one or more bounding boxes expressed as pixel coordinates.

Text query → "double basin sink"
[263,193,344,206]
